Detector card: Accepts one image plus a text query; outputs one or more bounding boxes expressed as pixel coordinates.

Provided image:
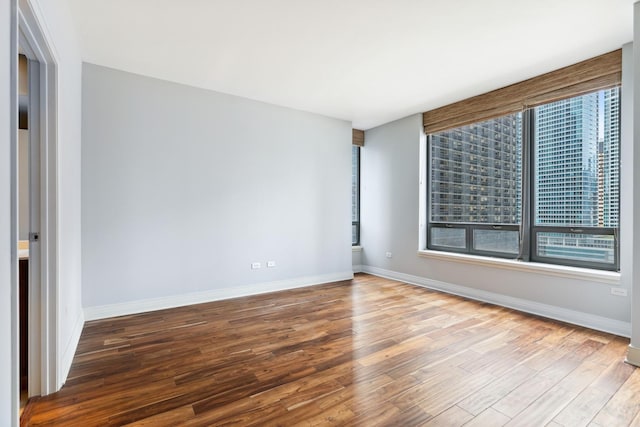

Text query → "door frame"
[11,0,59,419]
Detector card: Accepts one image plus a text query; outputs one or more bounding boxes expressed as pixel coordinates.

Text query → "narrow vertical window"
[352,145,360,245]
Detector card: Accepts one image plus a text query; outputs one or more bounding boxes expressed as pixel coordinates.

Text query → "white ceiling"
[68,0,634,130]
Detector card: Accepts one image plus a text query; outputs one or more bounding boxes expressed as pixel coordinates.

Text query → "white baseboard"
[84,271,354,321]
[353,264,363,273]
[59,310,85,388]
[361,265,631,338]
[626,344,640,366]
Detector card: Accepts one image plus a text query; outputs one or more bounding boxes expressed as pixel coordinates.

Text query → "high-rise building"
[535,93,599,226]
[533,90,619,265]
[429,89,618,264]
[603,88,620,227]
[430,114,522,225]
[598,140,605,227]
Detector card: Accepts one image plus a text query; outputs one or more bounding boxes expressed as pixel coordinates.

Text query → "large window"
[427,88,620,271]
[352,145,360,245]
[429,112,522,257]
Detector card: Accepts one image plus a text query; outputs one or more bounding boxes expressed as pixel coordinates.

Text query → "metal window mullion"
[470,224,519,231]
[426,135,433,249]
[531,225,616,235]
[615,91,621,271]
[520,109,533,261]
[532,256,618,271]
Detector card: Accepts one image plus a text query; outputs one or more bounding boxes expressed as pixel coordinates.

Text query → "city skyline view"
[429,87,620,266]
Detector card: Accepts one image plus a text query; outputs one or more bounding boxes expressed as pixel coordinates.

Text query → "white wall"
[352,247,362,271]
[81,64,352,312]
[1,0,16,423]
[628,2,640,364]
[360,111,630,335]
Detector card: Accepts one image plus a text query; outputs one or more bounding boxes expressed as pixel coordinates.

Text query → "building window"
[352,145,360,245]
[427,87,620,271]
[532,88,619,268]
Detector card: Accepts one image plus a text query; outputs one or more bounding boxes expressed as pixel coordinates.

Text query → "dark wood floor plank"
[21,273,638,426]
[122,405,195,427]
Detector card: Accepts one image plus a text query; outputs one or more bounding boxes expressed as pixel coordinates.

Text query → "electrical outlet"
[611,287,627,297]
[267,261,276,268]
[251,262,261,270]
[385,252,392,258]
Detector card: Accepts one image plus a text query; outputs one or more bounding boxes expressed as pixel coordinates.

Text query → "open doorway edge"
[12,0,60,419]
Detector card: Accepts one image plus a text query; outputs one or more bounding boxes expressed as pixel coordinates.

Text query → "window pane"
[430,113,522,224]
[352,146,360,223]
[352,145,360,245]
[426,86,619,269]
[534,88,620,227]
[603,88,620,227]
[536,232,615,264]
[431,228,466,249]
[473,229,519,254]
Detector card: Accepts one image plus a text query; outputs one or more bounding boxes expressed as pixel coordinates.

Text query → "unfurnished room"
[3,0,640,425]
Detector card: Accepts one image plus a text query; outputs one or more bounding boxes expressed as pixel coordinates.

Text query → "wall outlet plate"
[267,261,276,268]
[610,287,627,297]
[251,262,261,269]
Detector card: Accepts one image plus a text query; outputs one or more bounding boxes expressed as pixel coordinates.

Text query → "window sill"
[417,250,620,285]
[352,246,362,252]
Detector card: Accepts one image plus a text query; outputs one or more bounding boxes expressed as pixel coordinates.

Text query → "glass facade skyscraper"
[532,90,619,265]
[535,93,599,226]
[533,89,620,228]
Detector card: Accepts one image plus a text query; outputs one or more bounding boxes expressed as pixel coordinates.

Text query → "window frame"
[529,226,618,270]
[427,222,521,259]
[425,88,621,271]
[352,145,361,246]
[528,97,620,271]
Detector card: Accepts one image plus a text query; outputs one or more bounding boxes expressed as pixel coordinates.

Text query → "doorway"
[17,50,43,417]
[17,52,30,415]
[12,0,61,423]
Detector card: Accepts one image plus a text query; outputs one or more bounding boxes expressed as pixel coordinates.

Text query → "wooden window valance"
[423,49,622,134]
[352,129,364,146]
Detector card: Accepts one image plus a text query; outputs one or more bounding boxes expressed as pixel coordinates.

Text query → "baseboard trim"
[626,344,640,366]
[353,264,363,274]
[361,265,631,338]
[59,310,85,388]
[84,271,354,321]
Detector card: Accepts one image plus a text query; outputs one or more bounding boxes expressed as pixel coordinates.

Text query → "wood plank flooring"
[22,273,639,426]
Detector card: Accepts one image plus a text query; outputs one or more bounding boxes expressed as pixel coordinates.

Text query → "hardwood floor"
[22,273,639,426]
